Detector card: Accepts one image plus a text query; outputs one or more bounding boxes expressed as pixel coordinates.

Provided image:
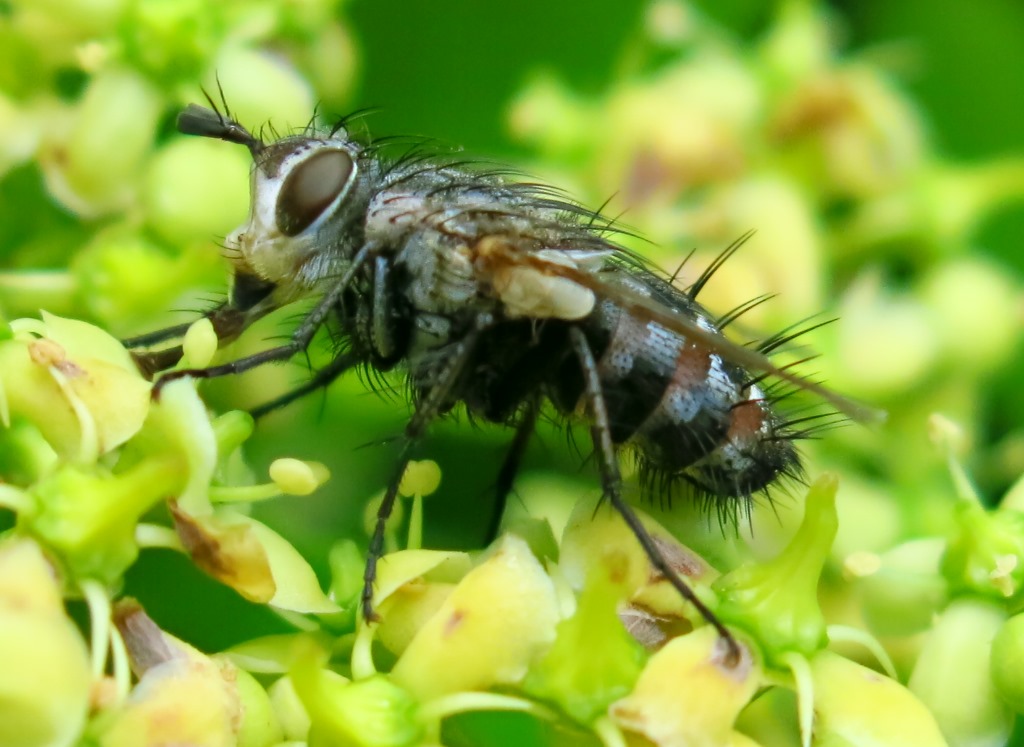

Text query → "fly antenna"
[177,81,263,157]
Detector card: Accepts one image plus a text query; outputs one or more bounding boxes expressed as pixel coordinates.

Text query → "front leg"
[150,244,376,396]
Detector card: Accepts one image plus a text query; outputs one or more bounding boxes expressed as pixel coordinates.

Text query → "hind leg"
[568,326,741,665]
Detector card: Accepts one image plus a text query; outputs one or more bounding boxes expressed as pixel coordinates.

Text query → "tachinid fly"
[129,99,878,660]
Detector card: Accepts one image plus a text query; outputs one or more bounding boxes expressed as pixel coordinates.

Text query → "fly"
[127,97,881,663]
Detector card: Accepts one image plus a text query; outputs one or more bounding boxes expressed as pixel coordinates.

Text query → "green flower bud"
[10,0,125,38]
[128,379,217,515]
[202,45,314,134]
[142,136,250,246]
[329,538,369,614]
[908,598,1012,747]
[918,257,1021,373]
[524,564,645,724]
[212,409,256,461]
[942,500,1024,601]
[508,75,597,162]
[390,535,559,699]
[70,228,219,328]
[290,641,421,747]
[991,612,1024,713]
[714,474,838,664]
[831,275,939,397]
[291,21,359,107]
[611,626,761,746]
[232,664,285,747]
[0,419,58,487]
[268,675,312,741]
[122,0,214,79]
[38,67,162,216]
[27,458,180,585]
[811,650,946,747]
[855,538,949,637]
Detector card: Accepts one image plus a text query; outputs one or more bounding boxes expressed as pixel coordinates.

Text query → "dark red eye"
[275,149,354,236]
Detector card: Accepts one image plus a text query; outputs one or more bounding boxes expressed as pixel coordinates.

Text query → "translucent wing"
[475,236,886,424]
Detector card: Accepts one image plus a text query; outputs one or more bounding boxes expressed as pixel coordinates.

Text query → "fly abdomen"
[552,268,799,501]
[681,388,800,498]
[630,339,739,472]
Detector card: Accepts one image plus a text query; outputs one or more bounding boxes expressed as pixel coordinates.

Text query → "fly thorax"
[397,234,480,314]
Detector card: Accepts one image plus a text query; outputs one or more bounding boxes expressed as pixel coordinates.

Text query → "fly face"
[229,138,359,295]
[178,104,364,315]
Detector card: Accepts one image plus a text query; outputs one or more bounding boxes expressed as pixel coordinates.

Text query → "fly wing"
[475,236,886,425]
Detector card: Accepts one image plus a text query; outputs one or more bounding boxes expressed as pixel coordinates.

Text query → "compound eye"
[275,149,354,236]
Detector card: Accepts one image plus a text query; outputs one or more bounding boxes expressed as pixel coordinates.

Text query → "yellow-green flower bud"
[268,676,312,741]
[390,535,559,699]
[70,229,213,328]
[171,505,338,614]
[122,0,212,79]
[0,595,93,747]
[181,317,219,369]
[611,626,761,746]
[942,501,1024,601]
[269,458,330,497]
[714,474,838,664]
[232,664,285,747]
[811,650,947,747]
[103,601,269,747]
[0,313,151,461]
[560,495,719,621]
[919,257,1021,373]
[832,276,939,397]
[0,537,63,615]
[398,459,441,498]
[908,597,1012,747]
[0,538,92,747]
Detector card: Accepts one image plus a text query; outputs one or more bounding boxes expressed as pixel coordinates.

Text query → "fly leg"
[362,314,492,623]
[485,398,540,543]
[249,351,361,419]
[568,326,741,665]
[150,244,374,395]
[124,303,249,379]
